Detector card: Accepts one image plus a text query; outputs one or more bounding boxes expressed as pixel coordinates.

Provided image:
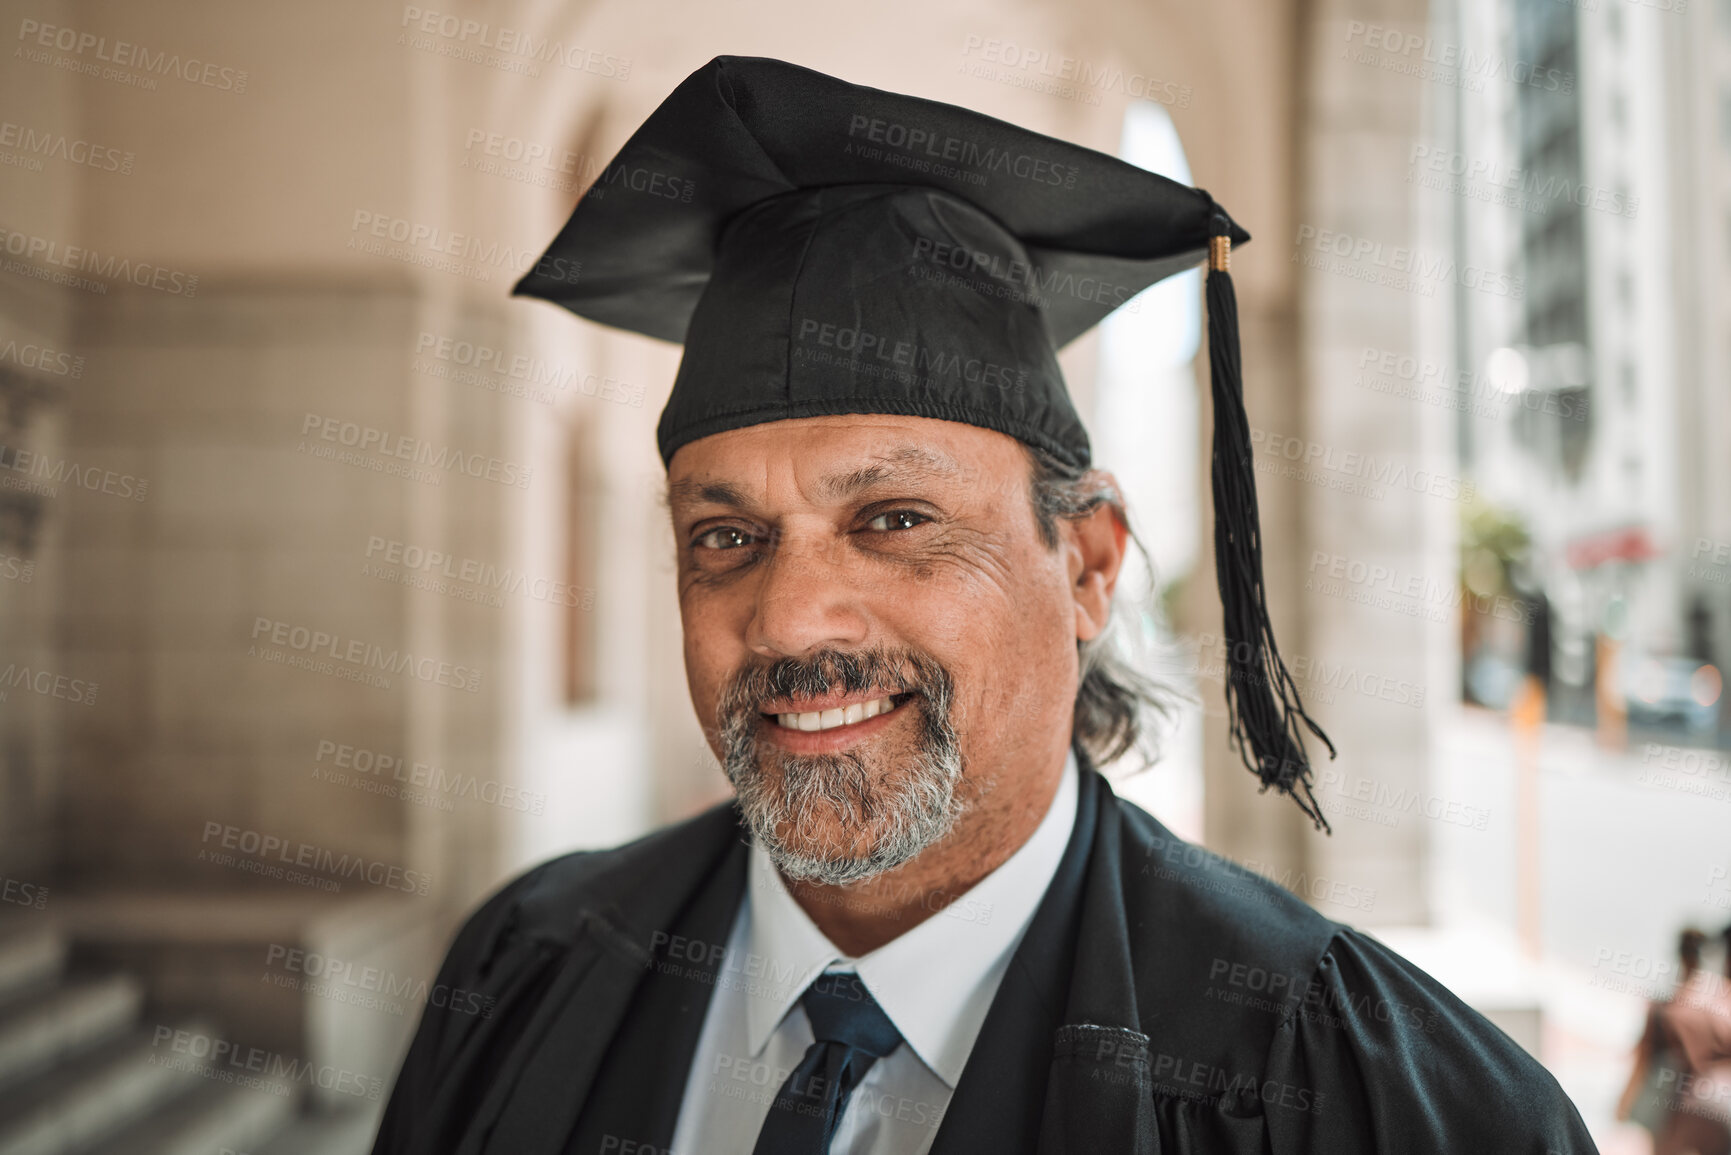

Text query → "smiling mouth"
[762,693,915,733]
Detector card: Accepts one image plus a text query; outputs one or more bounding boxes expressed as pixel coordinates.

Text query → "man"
[372,56,1597,1154]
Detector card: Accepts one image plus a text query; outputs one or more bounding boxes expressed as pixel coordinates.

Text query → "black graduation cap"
[513,55,1335,829]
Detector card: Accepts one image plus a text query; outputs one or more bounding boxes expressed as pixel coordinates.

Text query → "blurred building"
[1447,0,1728,748]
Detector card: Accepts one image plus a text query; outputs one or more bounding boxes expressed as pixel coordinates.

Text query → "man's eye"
[866,510,929,532]
[694,527,756,550]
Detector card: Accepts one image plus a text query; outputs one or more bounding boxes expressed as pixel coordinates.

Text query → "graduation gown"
[372,744,1599,1154]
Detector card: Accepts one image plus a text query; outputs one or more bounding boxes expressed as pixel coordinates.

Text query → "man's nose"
[745,538,870,659]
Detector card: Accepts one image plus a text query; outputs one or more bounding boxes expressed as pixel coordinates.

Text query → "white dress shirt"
[668,749,1079,1155]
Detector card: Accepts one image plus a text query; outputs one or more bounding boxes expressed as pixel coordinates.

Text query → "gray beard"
[716,652,966,886]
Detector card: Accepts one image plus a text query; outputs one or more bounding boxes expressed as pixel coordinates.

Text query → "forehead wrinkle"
[811,443,965,503]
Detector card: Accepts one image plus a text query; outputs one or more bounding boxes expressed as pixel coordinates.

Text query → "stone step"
[0,1020,209,1155]
[0,930,63,1007]
[252,1104,381,1155]
[82,1080,297,1155]
[0,976,143,1092]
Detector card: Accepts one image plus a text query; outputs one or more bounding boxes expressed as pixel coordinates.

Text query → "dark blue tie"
[751,970,903,1154]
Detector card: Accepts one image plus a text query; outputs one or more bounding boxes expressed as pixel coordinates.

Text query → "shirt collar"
[741,748,1081,1087]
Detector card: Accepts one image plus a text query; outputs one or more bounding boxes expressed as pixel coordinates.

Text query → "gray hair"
[1023,443,1175,768]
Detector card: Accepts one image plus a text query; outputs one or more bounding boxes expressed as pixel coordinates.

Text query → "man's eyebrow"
[666,478,752,510]
[666,444,966,512]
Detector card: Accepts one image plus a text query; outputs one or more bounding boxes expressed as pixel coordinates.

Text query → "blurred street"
[1416,709,1731,1149]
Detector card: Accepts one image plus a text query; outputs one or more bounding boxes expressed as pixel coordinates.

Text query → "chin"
[770,814,910,874]
[740,753,966,887]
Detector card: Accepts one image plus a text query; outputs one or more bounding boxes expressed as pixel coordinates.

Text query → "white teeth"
[773,697,897,731]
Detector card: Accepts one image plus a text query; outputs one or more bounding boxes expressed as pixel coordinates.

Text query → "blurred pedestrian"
[1620,927,1731,1154]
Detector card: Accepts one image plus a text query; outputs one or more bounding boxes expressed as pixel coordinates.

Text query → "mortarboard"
[514,55,1335,829]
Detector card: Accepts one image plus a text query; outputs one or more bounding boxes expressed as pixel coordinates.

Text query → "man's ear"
[1066,471,1129,643]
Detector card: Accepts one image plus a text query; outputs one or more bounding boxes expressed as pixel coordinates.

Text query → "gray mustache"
[721,648,951,716]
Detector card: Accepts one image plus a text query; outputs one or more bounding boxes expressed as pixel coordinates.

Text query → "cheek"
[909,551,1077,717]
[679,592,744,717]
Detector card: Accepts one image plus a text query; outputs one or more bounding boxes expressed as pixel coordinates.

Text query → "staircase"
[0,923,379,1155]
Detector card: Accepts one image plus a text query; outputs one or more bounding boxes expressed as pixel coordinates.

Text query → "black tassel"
[1205,227,1336,833]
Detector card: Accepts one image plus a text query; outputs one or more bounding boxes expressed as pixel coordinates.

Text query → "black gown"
[372,744,1599,1154]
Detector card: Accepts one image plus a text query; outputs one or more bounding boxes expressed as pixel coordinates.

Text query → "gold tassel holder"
[1209,235,1231,272]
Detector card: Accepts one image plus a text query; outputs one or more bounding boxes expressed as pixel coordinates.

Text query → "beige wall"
[0,0,1436,924]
